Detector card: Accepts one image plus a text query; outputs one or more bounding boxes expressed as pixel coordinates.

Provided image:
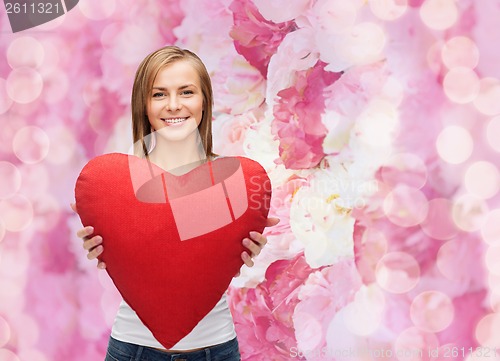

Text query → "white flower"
[212,53,266,115]
[243,110,280,171]
[290,174,355,268]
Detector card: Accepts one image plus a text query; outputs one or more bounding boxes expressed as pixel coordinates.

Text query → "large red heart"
[74,153,271,349]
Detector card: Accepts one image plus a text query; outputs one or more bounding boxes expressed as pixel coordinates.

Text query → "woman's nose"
[167,95,181,111]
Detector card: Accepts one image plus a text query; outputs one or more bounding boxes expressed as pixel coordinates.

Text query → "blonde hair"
[131,46,215,157]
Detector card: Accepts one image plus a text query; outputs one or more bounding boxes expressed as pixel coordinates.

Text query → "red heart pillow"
[74,153,271,349]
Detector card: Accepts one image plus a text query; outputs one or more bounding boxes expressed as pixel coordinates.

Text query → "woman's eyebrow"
[151,84,197,91]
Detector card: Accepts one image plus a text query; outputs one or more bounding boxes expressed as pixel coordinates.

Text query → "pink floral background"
[1,0,500,360]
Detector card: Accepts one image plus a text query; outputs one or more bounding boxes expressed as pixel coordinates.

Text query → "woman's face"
[147,60,204,143]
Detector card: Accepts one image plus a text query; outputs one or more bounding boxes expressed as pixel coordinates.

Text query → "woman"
[71,46,278,360]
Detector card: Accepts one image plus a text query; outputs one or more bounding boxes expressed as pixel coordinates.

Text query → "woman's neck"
[147,135,207,174]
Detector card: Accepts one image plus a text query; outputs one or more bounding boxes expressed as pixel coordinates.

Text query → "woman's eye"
[181,90,193,95]
[152,92,164,98]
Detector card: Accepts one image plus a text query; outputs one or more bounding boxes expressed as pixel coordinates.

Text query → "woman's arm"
[240,217,279,267]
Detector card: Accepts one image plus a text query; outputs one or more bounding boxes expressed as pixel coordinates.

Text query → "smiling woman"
[72,45,279,361]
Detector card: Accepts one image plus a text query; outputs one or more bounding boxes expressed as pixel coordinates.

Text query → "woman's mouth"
[162,117,189,126]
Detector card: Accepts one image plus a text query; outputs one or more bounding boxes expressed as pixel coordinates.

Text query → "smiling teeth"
[164,117,187,124]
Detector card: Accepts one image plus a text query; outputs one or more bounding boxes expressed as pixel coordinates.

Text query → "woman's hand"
[240,217,280,268]
[72,200,278,272]
[70,203,107,269]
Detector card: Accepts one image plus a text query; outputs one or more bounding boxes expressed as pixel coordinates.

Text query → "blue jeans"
[105,336,241,361]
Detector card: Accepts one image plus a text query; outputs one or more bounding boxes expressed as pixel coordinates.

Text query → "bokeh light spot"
[475,313,500,348]
[443,67,480,103]
[436,125,473,164]
[485,245,500,277]
[452,194,489,232]
[0,78,13,114]
[13,126,50,165]
[383,185,429,227]
[481,209,500,246]
[369,0,408,21]
[486,116,500,152]
[0,162,22,199]
[473,78,500,116]
[357,99,398,146]
[420,198,458,240]
[0,349,20,361]
[394,327,439,361]
[419,0,458,30]
[7,36,45,69]
[45,126,76,164]
[441,36,480,70]
[381,153,427,189]
[0,195,33,232]
[6,68,43,104]
[376,252,420,293]
[464,161,500,199]
[410,291,454,332]
[343,22,386,65]
[488,274,500,312]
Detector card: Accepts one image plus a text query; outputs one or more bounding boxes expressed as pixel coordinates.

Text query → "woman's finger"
[249,231,267,246]
[83,235,103,251]
[87,245,103,260]
[243,238,261,257]
[265,217,280,227]
[241,251,254,268]
[76,226,94,239]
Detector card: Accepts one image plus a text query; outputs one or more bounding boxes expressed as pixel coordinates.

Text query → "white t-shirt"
[110,293,236,350]
[113,151,236,349]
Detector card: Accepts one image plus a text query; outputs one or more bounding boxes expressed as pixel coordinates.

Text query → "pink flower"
[272,62,342,169]
[212,112,260,156]
[229,255,315,360]
[211,53,266,115]
[266,27,319,109]
[229,0,297,77]
[252,0,312,23]
[293,259,362,353]
[266,175,307,237]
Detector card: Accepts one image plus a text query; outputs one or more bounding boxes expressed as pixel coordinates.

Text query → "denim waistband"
[106,335,240,361]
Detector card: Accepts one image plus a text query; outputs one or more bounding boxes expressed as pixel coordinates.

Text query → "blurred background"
[1,0,500,360]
